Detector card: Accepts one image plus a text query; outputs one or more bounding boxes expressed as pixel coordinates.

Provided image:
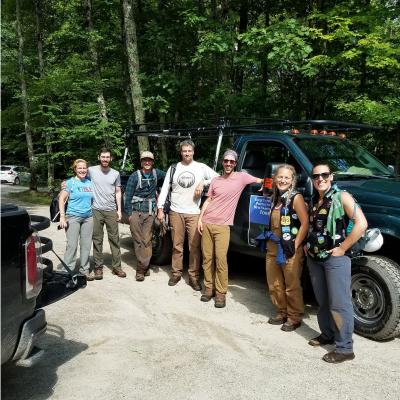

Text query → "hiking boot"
[268,315,287,325]
[308,335,335,347]
[85,271,95,281]
[168,275,181,286]
[94,266,104,280]
[322,351,355,364]
[189,278,202,291]
[200,288,215,302]
[214,292,226,308]
[112,268,127,278]
[281,321,301,332]
[136,272,145,282]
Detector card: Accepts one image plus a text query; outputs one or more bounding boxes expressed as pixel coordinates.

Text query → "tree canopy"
[2,0,399,185]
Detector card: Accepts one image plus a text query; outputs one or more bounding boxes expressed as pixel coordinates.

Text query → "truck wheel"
[351,255,400,341]
[151,228,172,266]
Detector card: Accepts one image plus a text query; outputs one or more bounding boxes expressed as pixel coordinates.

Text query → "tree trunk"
[16,0,38,191]
[84,0,108,122]
[121,0,149,153]
[35,0,55,193]
[233,1,248,94]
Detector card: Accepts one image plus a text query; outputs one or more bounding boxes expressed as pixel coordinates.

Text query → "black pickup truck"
[1,204,85,367]
[121,119,400,341]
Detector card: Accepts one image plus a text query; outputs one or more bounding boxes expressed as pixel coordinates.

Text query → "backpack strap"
[136,170,142,190]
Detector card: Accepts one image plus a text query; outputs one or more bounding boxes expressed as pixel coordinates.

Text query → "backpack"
[50,192,67,223]
[163,163,177,213]
[136,169,157,190]
[50,179,75,222]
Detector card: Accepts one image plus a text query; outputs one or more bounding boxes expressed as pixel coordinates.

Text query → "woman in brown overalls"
[266,165,309,331]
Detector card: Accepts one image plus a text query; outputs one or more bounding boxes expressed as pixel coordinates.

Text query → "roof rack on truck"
[122,118,381,170]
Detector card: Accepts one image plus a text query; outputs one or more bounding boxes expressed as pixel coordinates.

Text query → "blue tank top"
[66,177,93,218]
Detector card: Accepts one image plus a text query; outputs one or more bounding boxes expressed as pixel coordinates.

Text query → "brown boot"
[94,266,104,280]
[135,272,145,282]
[200,288,215,302]
[214,292,226,308]
[112,268,126,278]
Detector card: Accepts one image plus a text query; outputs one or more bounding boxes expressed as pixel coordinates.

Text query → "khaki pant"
[201,223,230,294]
[169,211,201,279]
[129,211,154,273]
[92,209,121,270]
[266,246,304,323]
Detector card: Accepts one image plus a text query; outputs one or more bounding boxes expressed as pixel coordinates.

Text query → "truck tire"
[151,229,172,266]
[351,255,400,341]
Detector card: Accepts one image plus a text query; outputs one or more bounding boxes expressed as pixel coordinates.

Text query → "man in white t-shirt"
[157,140,219,290]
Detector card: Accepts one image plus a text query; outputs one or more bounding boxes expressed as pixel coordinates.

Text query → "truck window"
[240,141,302,177]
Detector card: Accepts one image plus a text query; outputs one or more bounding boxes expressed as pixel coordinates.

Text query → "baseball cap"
[140,151,154,160]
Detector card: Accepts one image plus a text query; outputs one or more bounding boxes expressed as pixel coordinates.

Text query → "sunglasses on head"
[311,172,331,180]
[223,159,236,164]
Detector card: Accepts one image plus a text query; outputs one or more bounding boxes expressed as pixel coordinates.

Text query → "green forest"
[2,0,400,190]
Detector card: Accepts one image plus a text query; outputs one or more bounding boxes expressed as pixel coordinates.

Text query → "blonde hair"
[272,164,297,206]
[72,159,88,174]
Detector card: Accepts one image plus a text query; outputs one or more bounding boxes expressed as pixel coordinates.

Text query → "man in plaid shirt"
[124,151,166,281]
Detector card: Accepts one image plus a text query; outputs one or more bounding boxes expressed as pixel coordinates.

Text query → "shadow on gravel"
[1,324,88,400]
[227,252,321,342]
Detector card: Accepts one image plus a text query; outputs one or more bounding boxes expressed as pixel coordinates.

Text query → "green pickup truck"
[122,119,400,341]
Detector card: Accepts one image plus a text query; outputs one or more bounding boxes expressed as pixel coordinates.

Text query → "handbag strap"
[50,248,76,277]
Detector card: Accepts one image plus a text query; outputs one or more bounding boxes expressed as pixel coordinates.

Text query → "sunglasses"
[223,159,236,165]
[311,172,331,180]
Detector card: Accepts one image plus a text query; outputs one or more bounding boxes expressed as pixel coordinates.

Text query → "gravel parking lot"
[2,189,400,400]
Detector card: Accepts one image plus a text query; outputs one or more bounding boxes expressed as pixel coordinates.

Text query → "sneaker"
[189,278,202,291]
[85,271,95,281]
[112,268,127,278]
[308,335,335,347]
[322,351,355,364]
[214,292,226,308]
[94,266,104,280]
[200,288,215,302]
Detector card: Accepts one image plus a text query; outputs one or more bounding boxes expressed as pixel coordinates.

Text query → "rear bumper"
[12,309,47,366]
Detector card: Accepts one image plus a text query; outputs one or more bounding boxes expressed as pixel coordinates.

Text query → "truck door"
[231,140,311,251]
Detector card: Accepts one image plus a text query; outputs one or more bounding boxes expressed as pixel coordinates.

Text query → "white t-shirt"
[157,161,219,214]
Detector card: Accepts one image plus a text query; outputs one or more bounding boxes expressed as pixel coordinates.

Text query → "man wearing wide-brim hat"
[124,151,166,281]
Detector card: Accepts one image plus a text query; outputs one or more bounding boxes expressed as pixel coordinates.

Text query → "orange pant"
[201,223,230,294]
[266,246,304,323]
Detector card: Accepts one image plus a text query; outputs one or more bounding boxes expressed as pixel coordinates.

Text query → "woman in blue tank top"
[59,159,94,280]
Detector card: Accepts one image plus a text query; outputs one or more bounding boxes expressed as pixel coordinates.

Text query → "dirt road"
[2,191,400,400]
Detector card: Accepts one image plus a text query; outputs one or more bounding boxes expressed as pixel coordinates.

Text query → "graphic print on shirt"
[177,171,195,188]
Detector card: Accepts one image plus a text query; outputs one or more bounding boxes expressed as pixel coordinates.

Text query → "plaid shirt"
[124,168,166,215]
